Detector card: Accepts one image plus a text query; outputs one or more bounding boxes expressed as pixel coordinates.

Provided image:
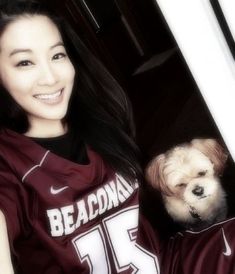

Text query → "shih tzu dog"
[146,139,228,231]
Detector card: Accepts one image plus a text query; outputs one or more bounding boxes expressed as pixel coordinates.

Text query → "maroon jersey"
[0,128,160,274]
[162,217,235,274]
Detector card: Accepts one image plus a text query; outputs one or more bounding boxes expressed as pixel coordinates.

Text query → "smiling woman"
[0,15,75,137]
[0,1,161,274]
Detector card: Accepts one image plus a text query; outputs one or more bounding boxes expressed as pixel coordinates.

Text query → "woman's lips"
[33,88,64,104]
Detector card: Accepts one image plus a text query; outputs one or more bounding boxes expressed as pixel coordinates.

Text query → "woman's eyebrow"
[50,41,64,50]
[9,48,32,57]
[9,41,65,57]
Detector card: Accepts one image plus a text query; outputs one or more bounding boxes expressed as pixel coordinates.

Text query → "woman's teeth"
[34,89,62,100]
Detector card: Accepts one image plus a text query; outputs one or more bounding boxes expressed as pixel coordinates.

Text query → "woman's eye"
[53,53,67,60]
[16,60,32,67]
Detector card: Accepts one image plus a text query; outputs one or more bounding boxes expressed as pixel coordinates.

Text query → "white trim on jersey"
[181,216,235,235]
[22,150,50,183]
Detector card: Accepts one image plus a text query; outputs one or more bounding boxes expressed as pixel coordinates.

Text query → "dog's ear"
[191,139,228,175]
[145,154,172,195]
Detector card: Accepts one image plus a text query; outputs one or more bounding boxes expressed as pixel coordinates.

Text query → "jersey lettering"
[47,209,64,237]
[46,174,138,237]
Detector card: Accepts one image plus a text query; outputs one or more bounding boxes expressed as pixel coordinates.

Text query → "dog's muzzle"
[192,185,204,196]
[189,205,202,220]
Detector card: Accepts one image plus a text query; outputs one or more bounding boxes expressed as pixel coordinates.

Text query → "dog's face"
[146,139,228,227]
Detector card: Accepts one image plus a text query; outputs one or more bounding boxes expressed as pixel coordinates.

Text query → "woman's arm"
[0,210,14,274]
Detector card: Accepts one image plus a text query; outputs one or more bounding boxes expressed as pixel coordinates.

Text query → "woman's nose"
[37,62,58,86]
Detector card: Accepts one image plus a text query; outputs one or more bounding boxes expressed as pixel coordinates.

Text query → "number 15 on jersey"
[73,206,160,273]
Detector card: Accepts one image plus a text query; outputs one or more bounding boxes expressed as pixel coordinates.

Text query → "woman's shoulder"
[0,128,45,157]
[0,128,25,166]
[0,129,20,184]
[0,128,22,153]
[0,128,48,179]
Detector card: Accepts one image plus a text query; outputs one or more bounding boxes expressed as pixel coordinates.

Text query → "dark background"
[50,0,235,236]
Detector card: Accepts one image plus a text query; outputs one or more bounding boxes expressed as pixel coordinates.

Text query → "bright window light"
[155,0,235,161]
[218,0,235,42]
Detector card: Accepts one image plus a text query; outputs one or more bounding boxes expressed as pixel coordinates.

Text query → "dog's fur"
[146,139,228,231]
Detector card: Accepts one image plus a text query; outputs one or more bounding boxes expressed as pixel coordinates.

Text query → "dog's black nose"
[192,186,204,196]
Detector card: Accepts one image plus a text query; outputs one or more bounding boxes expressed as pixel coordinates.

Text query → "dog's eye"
[198,170,207,177]
[176,183,186,188]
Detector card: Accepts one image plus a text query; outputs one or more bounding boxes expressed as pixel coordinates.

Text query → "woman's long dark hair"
[0,0,142,182]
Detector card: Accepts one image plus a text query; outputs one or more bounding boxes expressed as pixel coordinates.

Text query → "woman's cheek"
[64,60,76,81]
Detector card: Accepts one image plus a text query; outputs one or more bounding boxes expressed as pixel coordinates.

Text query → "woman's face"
[0,15,75,135]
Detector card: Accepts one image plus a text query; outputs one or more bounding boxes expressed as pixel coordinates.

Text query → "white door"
[155,0,235,161]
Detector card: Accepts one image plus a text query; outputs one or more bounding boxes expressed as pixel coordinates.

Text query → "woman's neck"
[24,119,68,138]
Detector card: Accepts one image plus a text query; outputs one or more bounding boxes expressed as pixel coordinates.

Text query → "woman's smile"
[33,88,64,104]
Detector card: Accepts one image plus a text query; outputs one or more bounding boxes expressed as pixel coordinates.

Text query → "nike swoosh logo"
[50,186,69,195]
[222,228,232,256]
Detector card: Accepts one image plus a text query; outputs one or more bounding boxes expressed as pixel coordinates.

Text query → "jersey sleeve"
[0,166,30,254]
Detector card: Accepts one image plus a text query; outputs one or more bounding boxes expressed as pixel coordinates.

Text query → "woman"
[0,0,160,273]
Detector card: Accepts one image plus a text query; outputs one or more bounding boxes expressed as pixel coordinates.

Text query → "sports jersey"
[161,218,235,274]
[0,128,161,274]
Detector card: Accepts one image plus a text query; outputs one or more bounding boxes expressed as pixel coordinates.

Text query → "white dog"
[146,139,228,231]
